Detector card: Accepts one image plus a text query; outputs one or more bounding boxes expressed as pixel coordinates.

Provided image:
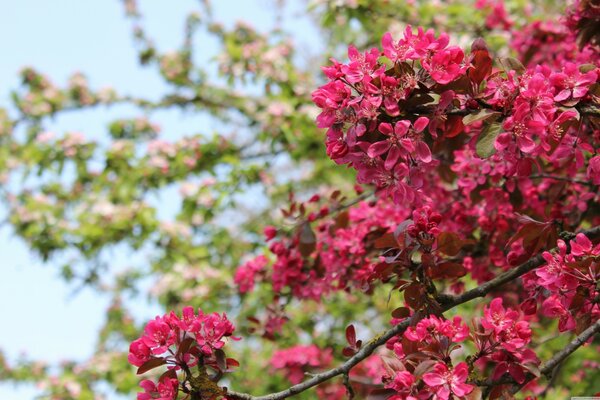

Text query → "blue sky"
[0,1,318,398]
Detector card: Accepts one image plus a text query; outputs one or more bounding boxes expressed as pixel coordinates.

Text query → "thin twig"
[530,174,595,186]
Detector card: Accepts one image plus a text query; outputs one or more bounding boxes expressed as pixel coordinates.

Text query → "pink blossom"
[381,26,448,62]
[234,255,268,293]
[368,118,431,170]
[386,370,417,399]
[422,362,473,400]
[550,62,597,103]
[570,233,600,257]
[128,339,151,367]
[137,378,179,400]
[542,295,576,332]
[271,345,333,384]
[587,155,600,185]
[142,316,176,355]
[422,46,467,84]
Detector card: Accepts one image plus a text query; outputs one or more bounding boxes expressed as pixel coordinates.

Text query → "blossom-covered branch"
[225,224,600,400]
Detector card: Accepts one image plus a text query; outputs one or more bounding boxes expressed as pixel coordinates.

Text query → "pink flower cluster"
[312,26,469,205]
[512,18,598,70]
[384,315,474,400]
[138,378,179,400]
[523,234,600,332]
[234,255,268,294]
[490,63,597,159]
[234,194,411,301]
[406,206,442,248]
[128,307,239,399]
[475,298,539,384]
[270,344,333,384]
[314,22,599,209]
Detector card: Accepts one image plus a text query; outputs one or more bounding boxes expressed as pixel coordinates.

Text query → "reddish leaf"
[444,115,464,138]
[576,312,592,334]
[342,347,356,357]
[404,283,424,310]
[437,232,463,256]
[335,210,350,229]
[468,43,493,85]
[508,215,559,259]
[489,385,512,400]
[374,232,398,249]
[298,222,316,257]
[176,337,195,357]
[401,335,419,355]
[345,324,357,346]
[137,358,167,375]
[391,306,410,319]
[159,368,177,383]
[215,348,227,371]
[226,358,240,369]
[430,262,467,279]
[413,359,438,377]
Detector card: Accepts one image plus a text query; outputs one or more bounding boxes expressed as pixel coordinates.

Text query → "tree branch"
[437,225,600,306]
[506,318,600,395]
[529,174,596,187]
[226,225,600,400]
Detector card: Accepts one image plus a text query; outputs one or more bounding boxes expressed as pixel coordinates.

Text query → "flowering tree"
[1,0,600,399]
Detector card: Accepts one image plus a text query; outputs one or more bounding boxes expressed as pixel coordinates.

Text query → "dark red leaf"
[137,358,167,375]
[404,283,424,310]
[345,324,357,346]
[335,211,350,229]
[413,359,438,377]
[159,368,177,383]
[374,232,398,249]
[215,349,227,371]
[342,347,356,357]
[298,222,316,257]
[444,115,464,138]
[468,46,493,85]
[391,306,410,319]
[176,337,195,357]
[430,262,467,279]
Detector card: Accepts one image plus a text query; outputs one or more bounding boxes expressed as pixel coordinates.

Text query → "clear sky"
[0,1,318,398]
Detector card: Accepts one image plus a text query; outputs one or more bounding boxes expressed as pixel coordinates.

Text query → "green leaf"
[498,57,525,75]
[579,64,597,73]
[462,109,501,126]
[475,122,501,158]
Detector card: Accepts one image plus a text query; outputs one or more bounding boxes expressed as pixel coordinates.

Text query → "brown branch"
[474,319,600,390]
[503,319,600,395]
[539,320,600,376]
[437,225,600,306]
[226,225,600,400]
[226,315,412,400]
[529,174,596,187]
